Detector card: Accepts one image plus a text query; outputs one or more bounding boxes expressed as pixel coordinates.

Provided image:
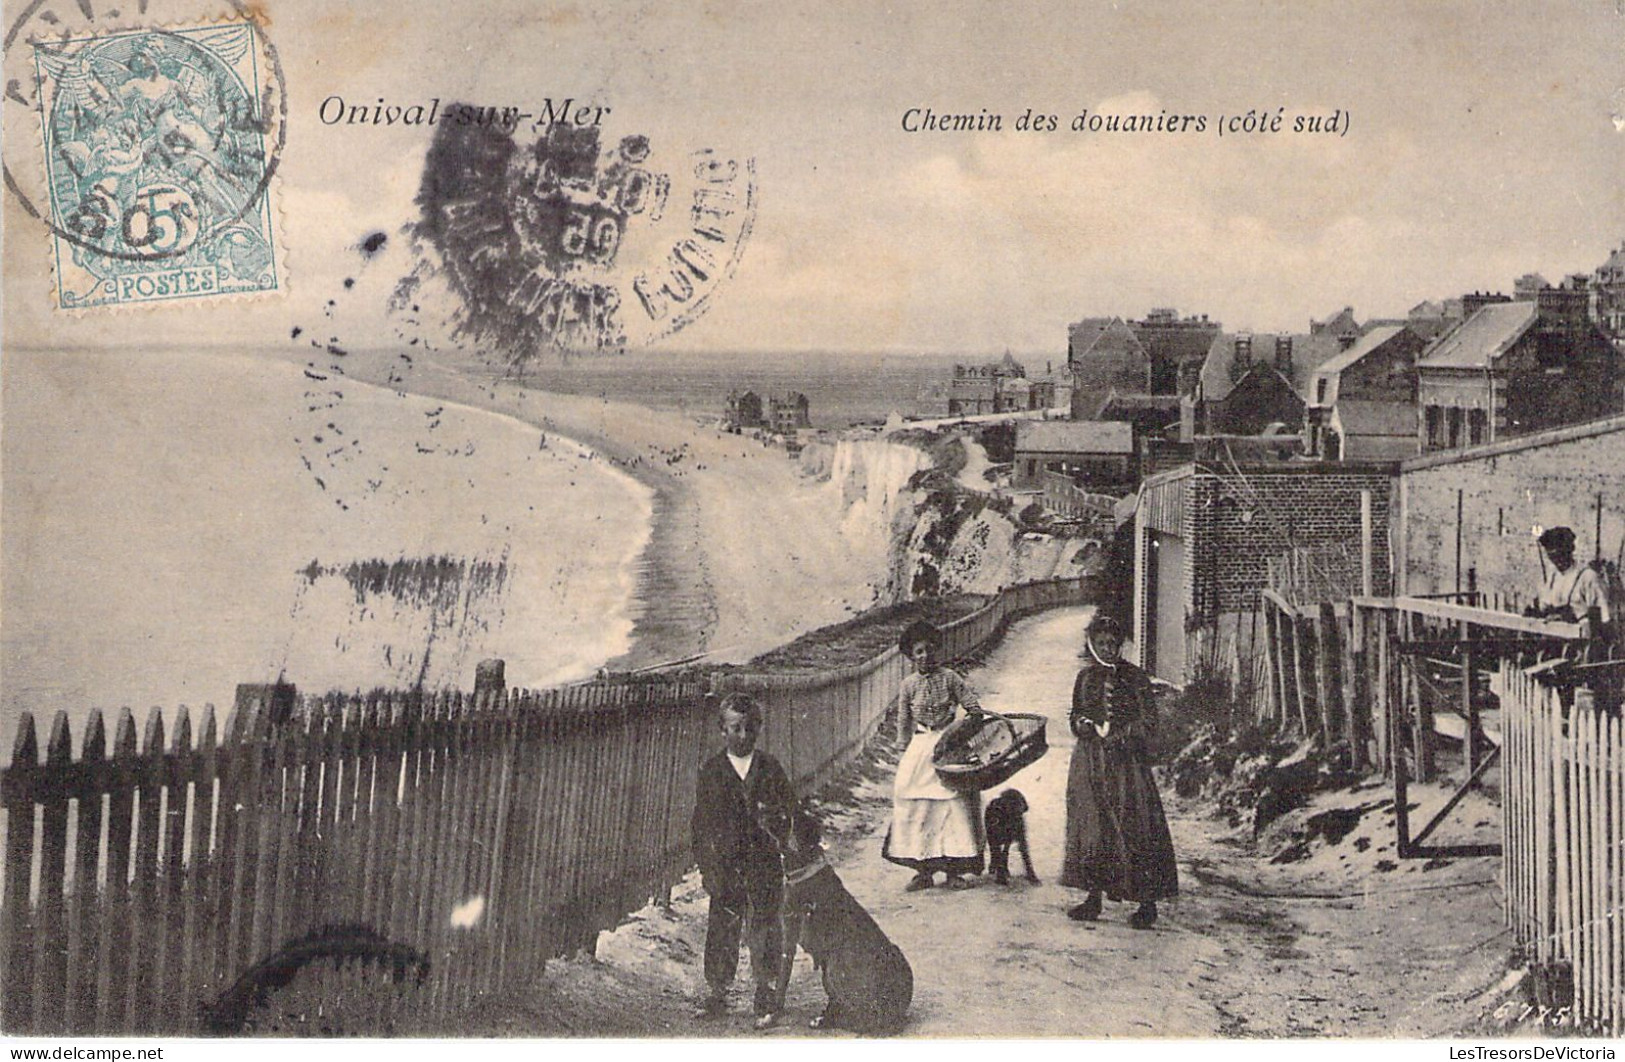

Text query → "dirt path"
[482,606,1510,1038]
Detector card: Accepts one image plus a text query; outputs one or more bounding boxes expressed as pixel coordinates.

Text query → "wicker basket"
[932,711,1049,792]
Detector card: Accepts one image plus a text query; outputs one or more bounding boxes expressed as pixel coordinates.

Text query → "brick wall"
[1399,416,1625,600]
[1188,464,1394,618]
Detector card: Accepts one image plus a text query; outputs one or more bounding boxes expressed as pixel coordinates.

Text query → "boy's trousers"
[703,868,784,1000]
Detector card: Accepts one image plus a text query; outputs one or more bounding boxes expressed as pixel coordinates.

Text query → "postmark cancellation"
[30,21,282,309]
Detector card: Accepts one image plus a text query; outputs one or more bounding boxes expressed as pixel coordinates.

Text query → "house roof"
[1197,330,1344,403]
[1097,390,1180,414]
[1312,306,1361,336]
[1418,301,1538,370]
[1306,325,1407,406]
[1015,420,1134,455]
[1131,317,1221,370]
[1069,317,1147,361]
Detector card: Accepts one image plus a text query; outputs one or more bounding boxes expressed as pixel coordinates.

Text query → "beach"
[1,343,917,752]
[317,346,919,670]
[0,346,653,751]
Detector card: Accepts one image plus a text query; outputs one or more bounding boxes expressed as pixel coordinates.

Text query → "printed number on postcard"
[33,22,281,309]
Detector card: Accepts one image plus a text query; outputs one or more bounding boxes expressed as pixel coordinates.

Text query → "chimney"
[1229,334,1253,382]
[1460,291,1512,320]
[1275,335,1293,372]
[1536,285,1588,333]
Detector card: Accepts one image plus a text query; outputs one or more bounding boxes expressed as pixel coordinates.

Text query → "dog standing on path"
[985,789,1040,886]
[760,805,914,1036]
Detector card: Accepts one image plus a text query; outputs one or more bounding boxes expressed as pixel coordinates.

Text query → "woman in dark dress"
[1060,613,1179,928]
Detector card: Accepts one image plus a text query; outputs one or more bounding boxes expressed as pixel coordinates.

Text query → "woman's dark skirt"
[1059,740,1179,902]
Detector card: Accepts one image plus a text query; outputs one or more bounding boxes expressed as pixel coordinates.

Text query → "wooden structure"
[1502,661,1625,1032]
[1258,592,1585,857]
[0,576,1095,1034]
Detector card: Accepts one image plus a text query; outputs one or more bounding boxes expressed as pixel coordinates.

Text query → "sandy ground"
[466,606,1513,1039]
[310,347,908,670]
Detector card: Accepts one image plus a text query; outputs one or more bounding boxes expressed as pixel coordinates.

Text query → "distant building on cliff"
[948,351,1026,415]
[725,389,811,433]
[768,392,812,433]
[725,389,765,430]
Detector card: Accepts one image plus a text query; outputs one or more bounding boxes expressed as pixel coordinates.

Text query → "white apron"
[888,726,982,861]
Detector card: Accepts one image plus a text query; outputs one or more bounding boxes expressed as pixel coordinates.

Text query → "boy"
[690,693,795,1027]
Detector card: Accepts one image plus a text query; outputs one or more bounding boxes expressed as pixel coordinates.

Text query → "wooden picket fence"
[0,576,1095,1035]
[1501,663,1625,1033]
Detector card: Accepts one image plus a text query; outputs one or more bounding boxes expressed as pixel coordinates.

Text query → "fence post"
[3,715,38,1033]
[67,711,107,1033]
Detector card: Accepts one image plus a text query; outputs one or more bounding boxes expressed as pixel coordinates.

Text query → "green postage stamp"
[32,22,281,309]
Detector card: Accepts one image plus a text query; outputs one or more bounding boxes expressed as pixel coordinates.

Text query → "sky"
[4,0,1624,357]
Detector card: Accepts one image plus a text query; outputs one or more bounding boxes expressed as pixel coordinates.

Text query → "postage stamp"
[396,113,755,357]
[30,21,281,309]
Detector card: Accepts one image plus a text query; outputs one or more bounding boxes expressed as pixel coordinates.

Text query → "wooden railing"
[1501,662,1625,1032]
[0,576,1096,1034]
[1257,592,1584,773]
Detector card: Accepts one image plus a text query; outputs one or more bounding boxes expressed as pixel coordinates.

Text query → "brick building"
[1134,308,1222,394]
[1396,414,1625,604]
[1417,286,1620,451]
[1130,462,1395,683]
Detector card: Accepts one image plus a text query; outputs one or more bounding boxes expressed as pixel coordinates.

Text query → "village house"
[1012,420,1135,491]
[1416,283,1621,451]
[724,389,764,430]
[1068,317,1151,419]
[1190,324,1345,435]
[725,389,810,433]
[1067,309,1218,419]
[1302,324,1427,461]
[1128,461,1395,684]
[768,392,811,433]
[948,352,1026,415]
[1592,242,1625,343]
[1030,360,1072,411]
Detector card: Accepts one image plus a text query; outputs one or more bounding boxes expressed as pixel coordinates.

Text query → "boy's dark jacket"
[692,749,794,884]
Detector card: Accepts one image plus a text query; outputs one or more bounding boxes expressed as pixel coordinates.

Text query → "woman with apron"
[882,621,987,891]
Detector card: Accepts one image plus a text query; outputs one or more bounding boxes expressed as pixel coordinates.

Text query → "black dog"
[985,789,1040,886]
[760,805,913,1035]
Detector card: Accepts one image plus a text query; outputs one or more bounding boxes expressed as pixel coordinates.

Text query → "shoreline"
[299,349,729,672]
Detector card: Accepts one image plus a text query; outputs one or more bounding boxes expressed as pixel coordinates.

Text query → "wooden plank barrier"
[0,575,1097,1034]
[1500,660,1625,1032]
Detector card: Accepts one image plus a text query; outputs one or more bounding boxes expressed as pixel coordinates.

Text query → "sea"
[501,349,1061,428]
